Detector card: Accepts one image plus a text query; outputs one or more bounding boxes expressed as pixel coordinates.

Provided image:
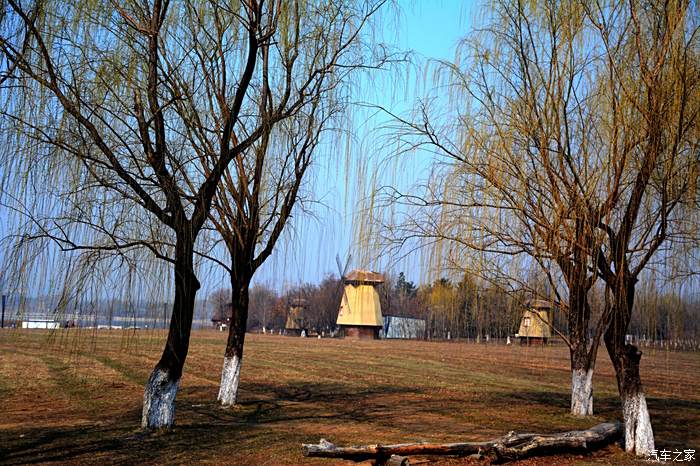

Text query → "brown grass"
[0,330,698,465]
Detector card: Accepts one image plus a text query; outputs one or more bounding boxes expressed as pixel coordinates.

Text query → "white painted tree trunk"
[622,390,655,456]
[141,367,180,429]
[570,368,594,416]
[217,354,242,406]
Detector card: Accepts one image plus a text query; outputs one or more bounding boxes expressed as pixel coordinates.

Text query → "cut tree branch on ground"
[302,421,622,464]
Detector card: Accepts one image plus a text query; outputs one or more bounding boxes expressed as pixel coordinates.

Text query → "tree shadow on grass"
[486,389,700,450]
[645,396,700,449]
[487,389,627,414]
[0,381,425,464]
[4,382,696,464]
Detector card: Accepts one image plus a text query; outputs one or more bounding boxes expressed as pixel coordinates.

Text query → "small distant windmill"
[335,254,384,339]
[516,299,552,345]
[284,296,307,337]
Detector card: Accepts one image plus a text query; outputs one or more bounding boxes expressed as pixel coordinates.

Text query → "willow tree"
[383,0,613,417]
[383,0,698,455]
[166,0,393,406]
[0,0,364,429]
[584,0,700,454]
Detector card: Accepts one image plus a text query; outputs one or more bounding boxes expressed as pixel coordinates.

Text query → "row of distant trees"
[210,271,700,343]
[210,276,341,333]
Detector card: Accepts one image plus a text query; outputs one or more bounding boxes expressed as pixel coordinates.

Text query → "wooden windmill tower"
[336,269,384,339]
[284,297,307,336]
[516,299,552,345]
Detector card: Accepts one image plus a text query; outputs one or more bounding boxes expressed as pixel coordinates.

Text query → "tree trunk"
[218,279,250,406]
[142,235,200,429]
[570,366,594,416]
[142,366,180,430]
[604,280,654,456]
[605,338,654,456]
[568,284,596,417]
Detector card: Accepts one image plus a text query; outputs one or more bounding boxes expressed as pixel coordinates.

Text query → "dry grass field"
[1,330,698,465]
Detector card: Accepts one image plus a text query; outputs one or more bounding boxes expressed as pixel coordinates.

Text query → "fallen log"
[302,421,621,464]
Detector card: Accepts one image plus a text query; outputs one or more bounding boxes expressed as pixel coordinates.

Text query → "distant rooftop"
[21,315,60,322]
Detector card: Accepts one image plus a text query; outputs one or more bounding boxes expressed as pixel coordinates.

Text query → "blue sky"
[395,1,474,60]
[248,0,478,292]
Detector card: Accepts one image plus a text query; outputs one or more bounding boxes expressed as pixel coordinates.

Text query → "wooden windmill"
[284,297,307,336]
[516,299,552,345]
[336,267,384,340]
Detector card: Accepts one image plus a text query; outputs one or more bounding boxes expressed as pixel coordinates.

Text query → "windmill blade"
[335,252,353,321]
[342,254,352,278]
[335,253,352,280]
[335,254,344,279]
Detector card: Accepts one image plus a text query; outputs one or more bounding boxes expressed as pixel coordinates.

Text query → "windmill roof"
[288,297,307,307]
[525,299,554,309]
[344,270,384,284]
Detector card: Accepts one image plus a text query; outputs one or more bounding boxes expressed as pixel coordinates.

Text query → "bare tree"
[585,0,700,454]
[381,0,612,417]
[0,0,312,429]
[247,284,278,332]
[381,0,699,455]
[191,0,396,407]
[304,274,342,333]
[138,0,400,405]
